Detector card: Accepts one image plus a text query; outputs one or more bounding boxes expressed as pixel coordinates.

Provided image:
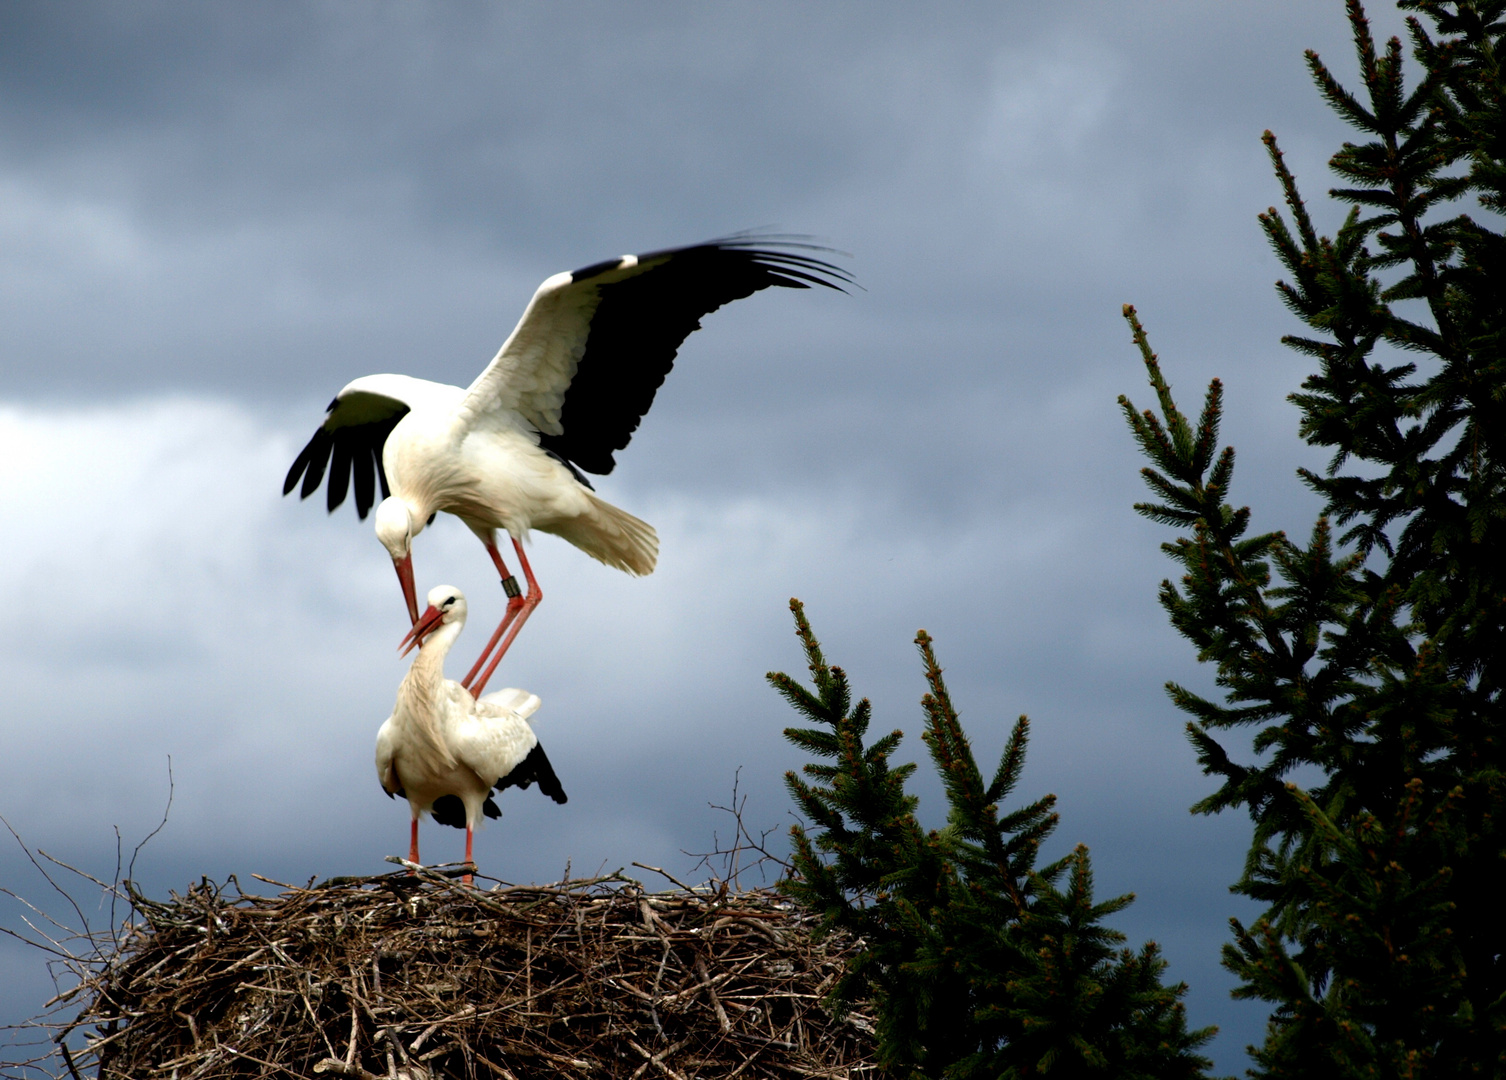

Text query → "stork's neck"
[396,618,466,749]
[411,618,464,681]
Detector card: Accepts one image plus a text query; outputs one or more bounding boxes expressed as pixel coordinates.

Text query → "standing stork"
[284,237,849,696]
[376,584,567,884]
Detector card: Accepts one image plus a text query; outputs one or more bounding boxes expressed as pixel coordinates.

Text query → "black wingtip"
[352,442,377,519]
[571,255,632,283]
[495,743,569,805]
[297,428,334,500]
[283,433,318,496]
[535,745,568,805]
[702,233,856,291]
[285,402,408,517]
[538,234,852,480]
[325,440,352,514]
[570,234,854,293]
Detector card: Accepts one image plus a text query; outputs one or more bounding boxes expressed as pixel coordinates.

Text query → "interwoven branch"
[14,868,878,1080]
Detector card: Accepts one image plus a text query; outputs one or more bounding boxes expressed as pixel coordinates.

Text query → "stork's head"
[375,497,426,623]
[399,584,467,655]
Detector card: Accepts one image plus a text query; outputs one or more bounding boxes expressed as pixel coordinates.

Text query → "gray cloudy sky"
[0,2,1417,1071]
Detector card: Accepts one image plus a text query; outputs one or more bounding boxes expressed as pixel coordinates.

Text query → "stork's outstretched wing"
[283,385,410,519]
[460,237,850,475]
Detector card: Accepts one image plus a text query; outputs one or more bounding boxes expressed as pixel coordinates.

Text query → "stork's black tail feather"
[495,743,568,805]
[428,793,505,828]
[430,794,467,829]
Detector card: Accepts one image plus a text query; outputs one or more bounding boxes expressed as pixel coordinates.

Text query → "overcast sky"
[0,3,1423,1072]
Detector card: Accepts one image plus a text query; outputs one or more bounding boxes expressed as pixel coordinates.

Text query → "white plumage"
[376,584,567,883]
[286,237,848,696]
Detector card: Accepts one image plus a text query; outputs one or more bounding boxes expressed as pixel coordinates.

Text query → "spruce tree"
[1119,1,1505,1074]
[770,599,1216,1079]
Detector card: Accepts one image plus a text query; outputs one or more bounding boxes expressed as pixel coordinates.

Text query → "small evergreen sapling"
[770,599,1216,1079]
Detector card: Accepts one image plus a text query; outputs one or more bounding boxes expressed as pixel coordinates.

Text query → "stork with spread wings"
[285,237,849,692]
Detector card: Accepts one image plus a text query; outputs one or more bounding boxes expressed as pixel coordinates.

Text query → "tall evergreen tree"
[770,599,1216,1079]
[1120,1,1505,1074]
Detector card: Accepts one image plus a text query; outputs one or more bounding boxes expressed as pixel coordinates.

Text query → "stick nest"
[54,865,878,1080]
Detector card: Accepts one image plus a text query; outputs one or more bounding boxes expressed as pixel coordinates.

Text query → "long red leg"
[463,825,475,886]
[469,538,542,699]
[462,540,527,690]
[408,818,420,874]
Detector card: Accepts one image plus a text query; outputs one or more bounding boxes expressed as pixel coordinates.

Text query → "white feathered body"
[375,621,542,827]
[341,372,657,576]
[288,242,847,601]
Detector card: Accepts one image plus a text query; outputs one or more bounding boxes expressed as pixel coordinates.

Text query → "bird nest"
[32,863,878,1080]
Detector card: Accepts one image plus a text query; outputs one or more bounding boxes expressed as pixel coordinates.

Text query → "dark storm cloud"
[0,1,1388,400]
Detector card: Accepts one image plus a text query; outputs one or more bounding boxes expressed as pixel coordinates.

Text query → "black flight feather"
[352,442,377,518]
[376,448,393,500]
[325,439,352,513]
[295,428,333,499]
[543,447,595,490]
[541,239,848,476]
[570,256,632,282]
[283,435,322,497]
[284,405,410,520]
[494,743,568,804]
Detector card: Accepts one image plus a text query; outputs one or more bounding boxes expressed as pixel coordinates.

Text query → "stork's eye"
[443,597,456,608]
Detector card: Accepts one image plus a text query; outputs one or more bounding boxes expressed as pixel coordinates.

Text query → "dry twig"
[6,870,878,1079]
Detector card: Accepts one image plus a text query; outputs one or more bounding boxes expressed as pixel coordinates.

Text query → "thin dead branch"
[683,770,791,891]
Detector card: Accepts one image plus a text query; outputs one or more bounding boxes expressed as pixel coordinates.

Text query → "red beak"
[394,553,418,625]
[399,604,444,656]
